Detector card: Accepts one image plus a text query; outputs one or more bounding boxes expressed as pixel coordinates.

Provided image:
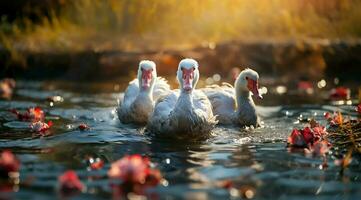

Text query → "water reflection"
[0,81,360,199]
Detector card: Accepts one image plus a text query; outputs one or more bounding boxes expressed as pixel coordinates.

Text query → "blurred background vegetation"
[0,0,361,82]
[1,0,361,52]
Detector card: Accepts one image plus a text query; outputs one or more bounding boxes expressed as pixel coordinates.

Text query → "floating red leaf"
[30,121,53,132]
[145,169,162,186]
[0,150,20,178]
[108,154,161,186]
[287,119,329,149]
[324,112,331,120]
[108,155,149,184]
[58,170,84,193]
[78,123,90,131]
[302,127,314,144]
[108,155,162,197]
[312,126,327,140]
[329,87,350,100]
[324,112,343,125]
[10,107,45,122]
[288,129,307,147]
[89,158,104,170]
[305,141,331,157]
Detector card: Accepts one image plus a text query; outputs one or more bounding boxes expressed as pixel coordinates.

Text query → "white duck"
[117,60,170,124]
[202,68,262,127]
[147,58,217,137]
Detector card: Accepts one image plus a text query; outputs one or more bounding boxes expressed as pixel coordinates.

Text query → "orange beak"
[247,78,262,99]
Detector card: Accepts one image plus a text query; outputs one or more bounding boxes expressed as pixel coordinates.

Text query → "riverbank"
[1,39,361,83]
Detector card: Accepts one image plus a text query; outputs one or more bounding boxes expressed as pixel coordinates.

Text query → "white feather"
[147,58,217,138]
[202,69,261,127]
[153,77,171,101]
[202,83,236,124]
[147,90,217,137]
[121,79,139,108]
[117,60,171,125]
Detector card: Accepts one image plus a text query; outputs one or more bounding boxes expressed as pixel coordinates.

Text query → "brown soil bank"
[1,39,361,83]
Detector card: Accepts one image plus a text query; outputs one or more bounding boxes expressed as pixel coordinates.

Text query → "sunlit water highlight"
[0,81,360,199]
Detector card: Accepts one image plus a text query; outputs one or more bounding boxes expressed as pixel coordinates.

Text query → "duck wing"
[147,90,178,134]
[117,79,139,122]
[121,79,139,107]
[193,90,216,119]
[202,83,236,124]
[192,90,218,132]
[153,77,171,101]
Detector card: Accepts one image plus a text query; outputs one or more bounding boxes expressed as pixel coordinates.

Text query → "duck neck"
[142,89,154,99]
[236,89,254,112]
[132,87,154,115]
[177,91,193,112]
[137,86,154,103]
[170,90,196,129]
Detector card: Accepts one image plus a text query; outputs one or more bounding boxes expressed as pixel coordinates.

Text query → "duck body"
[203,68,262,127]
[117,61,170,125]
[148,90,216,136]
[147,59,217,137]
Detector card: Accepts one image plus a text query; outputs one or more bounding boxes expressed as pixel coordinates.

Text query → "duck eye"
[192,67,195,71]
[245,76,248,80]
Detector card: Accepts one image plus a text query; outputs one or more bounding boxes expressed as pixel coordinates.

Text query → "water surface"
[0,81,360,200]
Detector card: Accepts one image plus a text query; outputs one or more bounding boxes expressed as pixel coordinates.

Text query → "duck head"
[137,60,157,91]
[177,58,200,93]
[235,68,262,99]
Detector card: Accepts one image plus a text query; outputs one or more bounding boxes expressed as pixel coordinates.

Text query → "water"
[1,81,360,199]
